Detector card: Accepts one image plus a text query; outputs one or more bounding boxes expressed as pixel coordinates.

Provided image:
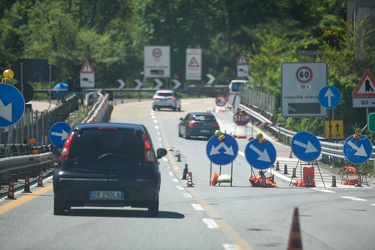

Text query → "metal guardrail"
[0,91,112,182]
[237,104,375,164]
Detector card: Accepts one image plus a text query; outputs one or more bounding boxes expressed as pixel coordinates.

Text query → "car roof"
[72,122,147,132]
[188,112,215,116]
[155,89,175,93]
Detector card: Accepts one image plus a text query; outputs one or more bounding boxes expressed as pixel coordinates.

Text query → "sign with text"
[144,46,170,78]
[281,62,327,117]
[186,48,202,80]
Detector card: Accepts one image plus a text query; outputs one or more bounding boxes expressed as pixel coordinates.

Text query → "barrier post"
[276,161,279,171]
[182,164,188,180]
[292,168,297,178]
[7,180,15,199]
[331,176,337,187]
[284,164,288,174]
[23,176,31,193]
[37,172,44,187]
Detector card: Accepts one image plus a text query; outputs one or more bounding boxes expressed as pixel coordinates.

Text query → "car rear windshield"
[68,128,144,169]
[193,115,216,122]
[157,92,173,97]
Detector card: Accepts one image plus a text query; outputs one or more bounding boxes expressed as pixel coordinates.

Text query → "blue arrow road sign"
[0,83,25,128]
[49,122,71,147]
[291,132,321,162]
[206,133,238,165]
[245,139,276,170]
[343,135,372,164]
[318,86,341,108]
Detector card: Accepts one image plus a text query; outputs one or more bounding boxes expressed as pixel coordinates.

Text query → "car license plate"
[89,191,124,200]
[200,130,209,133]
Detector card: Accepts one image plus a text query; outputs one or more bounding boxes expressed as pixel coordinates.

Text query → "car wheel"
[158,108,161,111]
[185,130,191,139]
[148,200,159,217]
[54,198,66,215]
[153,107,156,111]
[178,106,181,111]
[173,107,176,111]
[178,128,182,137]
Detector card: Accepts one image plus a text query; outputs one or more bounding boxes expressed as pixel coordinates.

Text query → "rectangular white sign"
[353,97,375,108]
[186,48,202,80]
[144,46,170,78]
[237,65,249,77]
[281,62,327,117]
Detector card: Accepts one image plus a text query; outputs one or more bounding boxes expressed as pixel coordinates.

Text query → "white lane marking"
[202,218,219,229]
[192,203,203,211]
[153,120,158,123]
[172,178,179,182]
[312,188,336,193]
[162,157,168,162]
[176,186,184,190]
[341,196,367,201]
[183,193,192,198]
[168,172,174,176]
[223,244,240,250]
[155,126,159,129]
[371,204,375,207]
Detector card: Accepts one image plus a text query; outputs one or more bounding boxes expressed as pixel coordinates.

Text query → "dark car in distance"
[178,112,220,139]
[53,123,167,217]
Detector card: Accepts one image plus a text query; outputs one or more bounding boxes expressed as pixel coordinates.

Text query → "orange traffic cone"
[287,207,303,250]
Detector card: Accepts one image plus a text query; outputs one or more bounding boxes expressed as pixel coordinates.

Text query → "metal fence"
[0,95,79,158]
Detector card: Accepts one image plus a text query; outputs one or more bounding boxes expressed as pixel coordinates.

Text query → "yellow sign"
[325,120,344,139]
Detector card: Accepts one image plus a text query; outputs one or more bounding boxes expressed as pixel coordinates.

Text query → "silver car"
[152,90,181,111]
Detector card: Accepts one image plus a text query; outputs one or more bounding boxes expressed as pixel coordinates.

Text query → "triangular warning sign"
[80,60,95,73]
[352,70,375,97]
[188,57,199,67]
[236,52,249,65]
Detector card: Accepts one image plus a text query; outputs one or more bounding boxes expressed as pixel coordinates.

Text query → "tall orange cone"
[287,207,303,250]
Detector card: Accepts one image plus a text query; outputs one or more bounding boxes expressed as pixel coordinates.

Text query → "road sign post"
[0,84,25,128]
[245,139,276,170]
[368,113,375,133]
[49,122,71,147]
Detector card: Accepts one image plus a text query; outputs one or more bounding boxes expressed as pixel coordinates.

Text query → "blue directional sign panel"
[245,139,277,170]
[0,83,25,128]
[291,132,321,162]
[343,135,372,164]
[49,122,71,147]
[206,133,239,165]
[318,86,341,108]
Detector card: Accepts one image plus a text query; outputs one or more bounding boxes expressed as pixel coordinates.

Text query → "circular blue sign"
[0,83,25,128]
[318,86,341,108]
[206,133,238,165]
[49,122,71,147]
[291,132,321,162]
[245,139,276,170]
[343,135,372,164]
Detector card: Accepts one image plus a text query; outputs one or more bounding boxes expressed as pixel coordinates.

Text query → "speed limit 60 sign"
[281,62,327,117]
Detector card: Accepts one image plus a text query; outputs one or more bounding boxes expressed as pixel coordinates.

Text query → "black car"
[53,123,167,217]
[178,112,220,139]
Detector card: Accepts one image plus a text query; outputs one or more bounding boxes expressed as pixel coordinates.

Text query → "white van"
[228,80,250,94]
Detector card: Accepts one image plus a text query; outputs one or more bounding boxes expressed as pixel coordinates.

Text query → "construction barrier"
[182,164,188,180]
[210,172,219,186]
[249,174,278,188]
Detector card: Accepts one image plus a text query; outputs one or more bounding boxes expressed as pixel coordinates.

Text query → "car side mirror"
[156,148,168,159]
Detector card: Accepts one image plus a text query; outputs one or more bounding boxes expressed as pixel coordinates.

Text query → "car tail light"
[171,97,176,101]
[59,132,75,161]
[188,121,198,127]
[142,134,155,163]
[152,97,157,100]
[211,123,219,127]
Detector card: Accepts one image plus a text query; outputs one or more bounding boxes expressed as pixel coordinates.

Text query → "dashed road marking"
[203,218,219,229]
[192,203,203,211]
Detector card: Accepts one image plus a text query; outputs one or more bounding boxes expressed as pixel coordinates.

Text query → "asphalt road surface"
[1,98,375,250]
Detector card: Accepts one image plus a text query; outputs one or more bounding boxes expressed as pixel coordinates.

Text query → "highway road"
[1,98,375,250]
